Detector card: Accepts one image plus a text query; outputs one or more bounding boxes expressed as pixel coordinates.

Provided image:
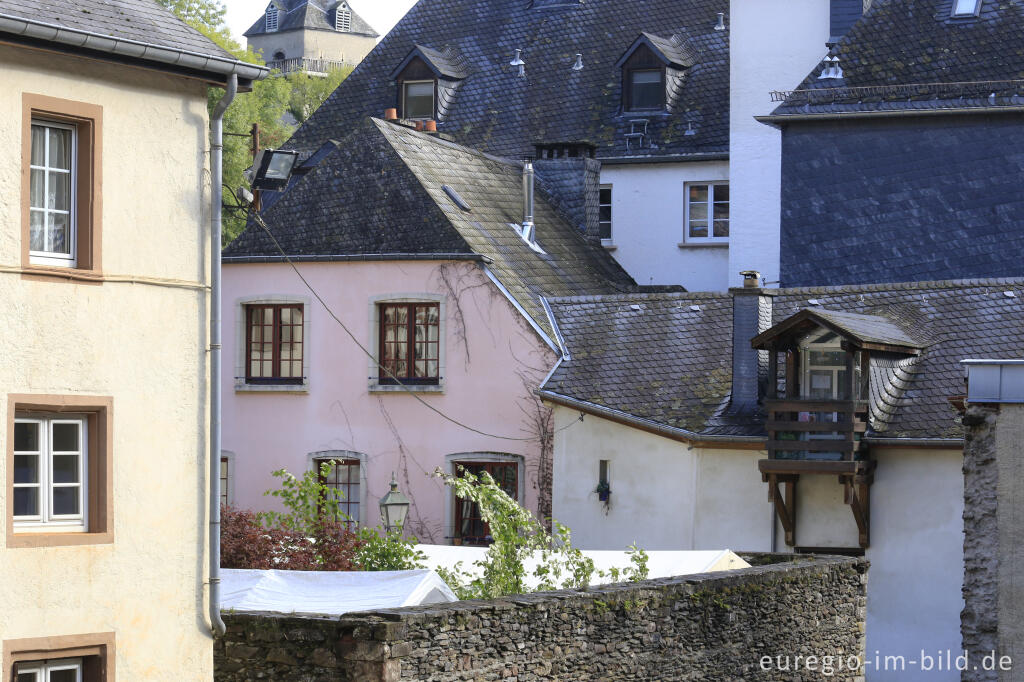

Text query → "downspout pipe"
[208,73,236,637]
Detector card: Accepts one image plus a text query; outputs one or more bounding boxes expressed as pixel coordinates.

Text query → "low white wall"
[599,161,729,292]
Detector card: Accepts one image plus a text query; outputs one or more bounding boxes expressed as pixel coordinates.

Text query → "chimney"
[730,270,774,413]
[522,160,535,242]
[532,154,602,242]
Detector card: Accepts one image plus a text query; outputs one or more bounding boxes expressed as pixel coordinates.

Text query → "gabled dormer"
[614,33,696,113]
[265,1,282,32]
[389,45,467,121]
[750,307,925,548]
[332,2,352,31]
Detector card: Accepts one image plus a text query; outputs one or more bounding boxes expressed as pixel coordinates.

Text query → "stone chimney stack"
[729,270,774,413]
[960,360,1024,682]
[533,150,602,243]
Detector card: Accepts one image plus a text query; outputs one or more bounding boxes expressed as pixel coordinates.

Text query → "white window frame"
[13,416,88,533]
[598,184,613,246]
[368,293,446,393]
[15,657,83,681]
[29,119,77,267]
[402,80,436,120]
[335,4,351,31]
[266,5,279,31]
[951,0,982,17]
[683,181,729,244]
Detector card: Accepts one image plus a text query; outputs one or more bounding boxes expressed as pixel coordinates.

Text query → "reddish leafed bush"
[220,506,362,571]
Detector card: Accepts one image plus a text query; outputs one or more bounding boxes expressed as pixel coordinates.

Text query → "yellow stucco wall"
[0,45,212,680]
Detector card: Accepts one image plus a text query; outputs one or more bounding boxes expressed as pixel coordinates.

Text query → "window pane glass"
[30,212,45,251]
[17,672,40,682]
[689,203,708,222]
[14,454,39,484]
[48,127,72,170]
[48,213,70,255]
[714,184,729,202]
[713,220,729,238]
[689,221,708,238]
[713,201,729,220]
[30,169,45,208]
[51,172,71,211]
[52,486,80,516]
[14,487,38,516]
[49,670,78,682]
[629,70,663,110]
[404,82,434,118]
[15,422,39,452]
[599,187,611,204]
[689,185,708,203]
[52,455,80,484]
[31,125,45,165]
[52,422,79,452]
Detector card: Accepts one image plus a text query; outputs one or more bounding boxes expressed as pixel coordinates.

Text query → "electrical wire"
[249,212,583,442]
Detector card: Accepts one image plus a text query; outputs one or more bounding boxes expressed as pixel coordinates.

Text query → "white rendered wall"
[599,161,729,292]
[727,0,830,287]
[551,407,964,681]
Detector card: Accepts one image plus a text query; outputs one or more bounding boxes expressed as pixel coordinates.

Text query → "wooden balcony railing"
[764,399,868,461]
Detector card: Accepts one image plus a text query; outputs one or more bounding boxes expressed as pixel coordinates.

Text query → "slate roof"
[771,0,1024,117]
[282,0,729,161]
[539,279,1024,441]
[754,308,927,352]
[224,117,636,341]
[390,45,468,80]
[0,0,238,61]
[244,0,376,37]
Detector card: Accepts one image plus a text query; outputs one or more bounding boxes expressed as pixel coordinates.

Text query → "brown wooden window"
[378,303,439,384]
[315,458,360,525]
[395,57,437,119]
[245,304,304,384]
[453,461,518,546]
[622,45,665,112]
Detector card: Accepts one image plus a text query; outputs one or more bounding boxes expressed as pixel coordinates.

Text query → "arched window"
[265,5,279,32]
[272,50,286,61]
[335,4,351,31]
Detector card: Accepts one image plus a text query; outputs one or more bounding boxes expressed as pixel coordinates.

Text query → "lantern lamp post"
[379,472,411,534]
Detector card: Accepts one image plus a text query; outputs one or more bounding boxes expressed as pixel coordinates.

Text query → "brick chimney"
[729,270,774,413]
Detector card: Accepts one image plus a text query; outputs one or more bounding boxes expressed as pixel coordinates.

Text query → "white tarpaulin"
[415,545,749,590]
[221,568,457,616]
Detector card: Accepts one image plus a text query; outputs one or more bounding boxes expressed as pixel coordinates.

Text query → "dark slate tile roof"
[771,0,1024,116]
[757,308,927,350]
[244,0,376,37]
[540,279,1024,441]
[224,117,635,340]
[0,0,237,60]
[282,0,729,160]
[390,44,469,80]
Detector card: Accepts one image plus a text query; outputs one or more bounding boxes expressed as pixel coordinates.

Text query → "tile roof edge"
[536,389,766,446]
[767,277,1024,296]
[547,291,729,305]
[759,104,1024,123]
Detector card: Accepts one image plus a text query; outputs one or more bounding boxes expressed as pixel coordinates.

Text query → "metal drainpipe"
[208,73,237,637]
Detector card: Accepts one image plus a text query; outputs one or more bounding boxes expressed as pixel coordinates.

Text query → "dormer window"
[394,57,437,119]
[951,0,982,16]
[335,4,351,31]
[615,34,694,114]
[265,5,279,32]
[390,47,467,122]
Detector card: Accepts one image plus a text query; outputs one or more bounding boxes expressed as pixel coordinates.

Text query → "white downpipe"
[208,73,237,637]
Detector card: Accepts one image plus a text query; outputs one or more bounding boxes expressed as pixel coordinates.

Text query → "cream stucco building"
[0,2,265,680]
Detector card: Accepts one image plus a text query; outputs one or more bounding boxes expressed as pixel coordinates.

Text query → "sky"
[223,0,417,43]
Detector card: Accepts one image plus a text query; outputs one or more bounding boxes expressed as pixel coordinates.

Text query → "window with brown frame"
[395,57,437,119]
[378,303,440,384]
[6,395,113,549]
[21,94,102,279]
[4,632,114,682]
[245,304,304,384]
[220,457,230,507]
[453,462,518,546]
[621,45,666,112]
[315,458,360,525]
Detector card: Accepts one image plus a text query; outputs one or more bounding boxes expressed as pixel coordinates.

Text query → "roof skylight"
[951,0,982,17]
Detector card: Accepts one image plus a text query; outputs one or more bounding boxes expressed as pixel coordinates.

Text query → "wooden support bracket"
[763,473,798,546]
[842,473,872,548]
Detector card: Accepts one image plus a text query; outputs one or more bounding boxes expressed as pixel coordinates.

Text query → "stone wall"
[216,554,867,681]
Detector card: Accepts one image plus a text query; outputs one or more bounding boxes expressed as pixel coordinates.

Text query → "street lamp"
[379,472,411,534]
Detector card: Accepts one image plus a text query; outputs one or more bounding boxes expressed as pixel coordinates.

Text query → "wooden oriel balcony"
[764,398,868,461]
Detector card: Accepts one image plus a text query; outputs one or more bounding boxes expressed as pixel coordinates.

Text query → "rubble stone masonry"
[215,554,867,681]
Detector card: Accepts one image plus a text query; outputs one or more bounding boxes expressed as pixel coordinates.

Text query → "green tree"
[286,66,354,122]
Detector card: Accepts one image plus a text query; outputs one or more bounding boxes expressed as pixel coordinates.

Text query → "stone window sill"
[235,382,309,394]
[369,382,445,394]
[677,242,729,249]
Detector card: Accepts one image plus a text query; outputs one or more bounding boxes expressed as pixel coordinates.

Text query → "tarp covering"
[415,545,749,590]
[221,568,457,616]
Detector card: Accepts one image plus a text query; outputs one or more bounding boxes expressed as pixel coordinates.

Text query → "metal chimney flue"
[522,160,535,241]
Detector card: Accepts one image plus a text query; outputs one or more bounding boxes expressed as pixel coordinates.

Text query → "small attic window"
[951,0,982,16]
[335,4,351,31]
[395,57,437,119]
[621,44,665,112]
[266,5,279,31]
[442,185,471,211]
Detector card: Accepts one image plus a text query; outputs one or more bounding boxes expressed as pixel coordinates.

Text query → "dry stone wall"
[216,554,867,681]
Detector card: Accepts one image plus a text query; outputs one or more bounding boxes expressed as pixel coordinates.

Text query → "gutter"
[535,389,767,448]
[222,253,489,264]
[208,74,238,638]
[864,436,964,448]
[597,152,729,165]
[0,12,267,83]
[756,105,1024,126]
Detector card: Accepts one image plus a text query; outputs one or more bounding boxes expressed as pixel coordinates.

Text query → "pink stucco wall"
[221,259,556,543]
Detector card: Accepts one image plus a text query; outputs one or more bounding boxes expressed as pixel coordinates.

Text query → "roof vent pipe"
[572,53,584,71]
[715,12,726,30]
[510,49,526,78]
[522,160,535,242]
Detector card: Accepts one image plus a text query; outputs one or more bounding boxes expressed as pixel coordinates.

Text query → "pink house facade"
[221,118,635,542]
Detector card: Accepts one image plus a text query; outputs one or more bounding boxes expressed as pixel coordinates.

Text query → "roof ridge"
[549,291,728,304]
[770,277,1024,296]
